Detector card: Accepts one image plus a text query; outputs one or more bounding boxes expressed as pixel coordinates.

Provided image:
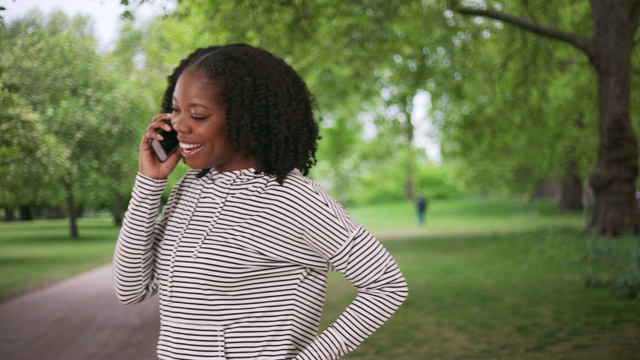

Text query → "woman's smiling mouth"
[180,142,204,156]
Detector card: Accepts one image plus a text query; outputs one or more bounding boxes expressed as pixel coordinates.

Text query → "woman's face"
[171,67,255,171]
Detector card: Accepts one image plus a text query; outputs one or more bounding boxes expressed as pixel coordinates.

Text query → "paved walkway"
[0,264,159,359]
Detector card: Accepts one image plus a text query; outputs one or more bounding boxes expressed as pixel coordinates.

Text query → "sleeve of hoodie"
[112,172,180,304]
[295,184,409,360]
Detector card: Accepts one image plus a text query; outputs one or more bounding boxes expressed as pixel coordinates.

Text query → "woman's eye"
[191,113,207,120]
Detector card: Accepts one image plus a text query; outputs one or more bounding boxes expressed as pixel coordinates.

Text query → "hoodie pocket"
[159,320,226,359]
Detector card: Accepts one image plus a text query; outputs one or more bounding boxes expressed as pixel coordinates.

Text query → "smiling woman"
[113,44,409,360]
[170,66,254,171]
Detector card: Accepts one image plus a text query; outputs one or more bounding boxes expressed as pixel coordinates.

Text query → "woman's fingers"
[139,113,178,180]
[144,114,173,143]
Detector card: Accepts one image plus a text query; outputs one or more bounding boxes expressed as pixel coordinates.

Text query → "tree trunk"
[405,178,414,200]
[404,111,415,200]
[560,160,583,212]
[452,0,640,235]
[65,184,79,238]
[19,205,33,221]
[113,193,124,227]
[587,0,640,236]
[532,179,560,200]
[47,207,66,219]
[4,207,15,221]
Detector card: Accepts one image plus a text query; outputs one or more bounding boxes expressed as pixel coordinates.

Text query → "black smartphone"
[149,120,179,162]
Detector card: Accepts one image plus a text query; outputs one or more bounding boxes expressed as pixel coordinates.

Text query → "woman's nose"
[172,113,189,134]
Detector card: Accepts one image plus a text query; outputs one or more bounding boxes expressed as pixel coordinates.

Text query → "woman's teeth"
[180,142,203,150]
[180,142,204,155]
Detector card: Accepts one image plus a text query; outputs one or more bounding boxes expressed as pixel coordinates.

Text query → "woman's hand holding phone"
[140,113,182,180]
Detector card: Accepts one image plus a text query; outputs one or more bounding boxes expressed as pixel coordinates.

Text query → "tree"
[450,0,640,235]
[1,10,143,236]
[432,5,598,210]
[0,88,67,220]
[121,0,455,201]
[122,0,630,215]
[315,111,363,204]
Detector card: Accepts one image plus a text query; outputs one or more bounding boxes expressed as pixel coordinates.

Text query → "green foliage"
[613,268,640,300]
[4,0,637,220]
[434,2,599,196]
[0,89,64,207]
[0,10,152,219]
[581,236,640,300]
[414,163,462,199]
[313,112,364,203]
[344,159,462,205]
[351,171,405,205]
[347,135,407,205]
[159,0,626,205]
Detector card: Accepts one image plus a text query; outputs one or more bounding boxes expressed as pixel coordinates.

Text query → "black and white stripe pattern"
[113,168,408,359]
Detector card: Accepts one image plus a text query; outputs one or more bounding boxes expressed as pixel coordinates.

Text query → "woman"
[113,43,408,360]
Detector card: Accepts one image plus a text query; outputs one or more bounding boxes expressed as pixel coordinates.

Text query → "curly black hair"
[161,45,221,114]
[161,44,320,184]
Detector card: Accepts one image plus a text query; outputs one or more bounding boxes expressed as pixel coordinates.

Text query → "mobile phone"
[149,120,179,162]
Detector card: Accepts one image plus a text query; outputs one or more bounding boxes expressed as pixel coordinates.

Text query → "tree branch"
[451,3,594,58]
[630,0,640,37]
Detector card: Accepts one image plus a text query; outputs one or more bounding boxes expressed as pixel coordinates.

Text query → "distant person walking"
[416,195,428,226]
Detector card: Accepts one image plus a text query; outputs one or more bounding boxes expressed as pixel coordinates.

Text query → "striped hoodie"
[113,168,408,359]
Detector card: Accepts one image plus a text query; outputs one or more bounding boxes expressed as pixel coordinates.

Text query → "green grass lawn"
[0,217,117,299]
[325,199,640,359]
[1,198,639,359]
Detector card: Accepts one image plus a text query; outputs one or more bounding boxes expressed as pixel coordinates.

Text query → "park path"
[0,264,159,360]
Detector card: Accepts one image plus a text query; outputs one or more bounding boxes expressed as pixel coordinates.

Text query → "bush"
[613,268,640,300]
[350,173,405,205]
[581,236,640,301]
[414,163,463,200]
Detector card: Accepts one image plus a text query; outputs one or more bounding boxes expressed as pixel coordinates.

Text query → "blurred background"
[2,0,639,233]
